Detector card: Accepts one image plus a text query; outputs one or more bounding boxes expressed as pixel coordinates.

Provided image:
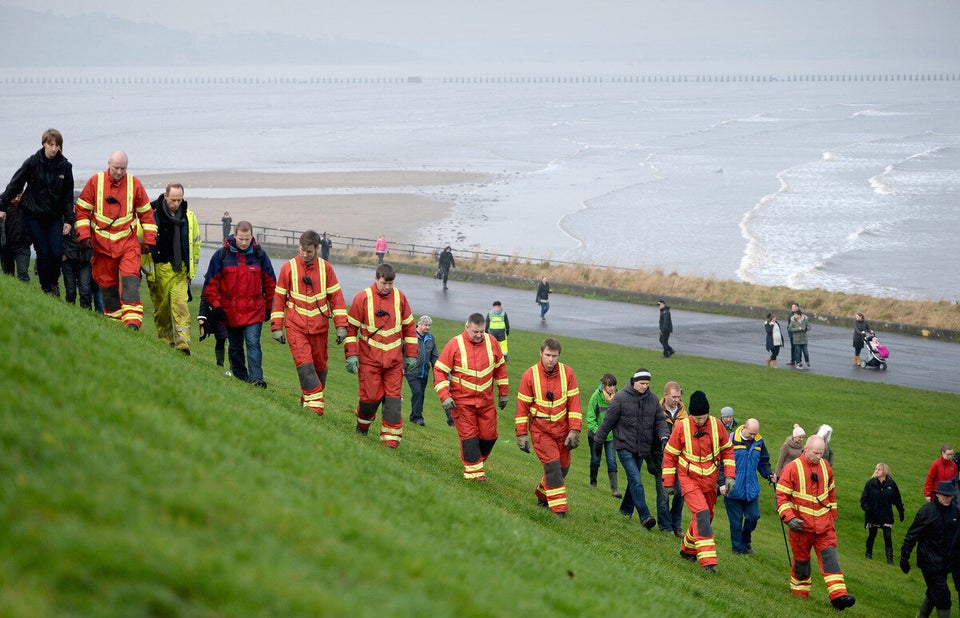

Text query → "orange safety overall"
[662,416,734,567]
[515,361,582,513]
[434,331,508,480]
[271,256,347,416]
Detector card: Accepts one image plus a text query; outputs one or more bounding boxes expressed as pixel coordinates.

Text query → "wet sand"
[137,170,488,242]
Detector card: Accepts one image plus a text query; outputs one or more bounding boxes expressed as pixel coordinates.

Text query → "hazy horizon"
[2,1,959,66]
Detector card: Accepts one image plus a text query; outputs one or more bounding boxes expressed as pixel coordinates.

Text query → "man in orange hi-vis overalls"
[344,263,417,448]
[271,230,347,417]
[434,313,509,480]
[662,390,734,573]
[776,434,856,612]
[75,150,156,329]
[515,337,581,517]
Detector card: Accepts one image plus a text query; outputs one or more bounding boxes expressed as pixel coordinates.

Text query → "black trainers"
[831,595,856,611]
[537,500,549,509]
[356,427,368,435]
[250,379,267,388]
[641,516,657,530]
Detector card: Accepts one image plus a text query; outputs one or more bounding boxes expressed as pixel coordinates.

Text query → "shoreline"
[137,170,488,243]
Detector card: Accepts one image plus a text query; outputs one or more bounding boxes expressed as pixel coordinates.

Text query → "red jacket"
[776,455,838,534]
[434,331,508,407]
[203,237,277,328]
[270,256,347,334]
[923,457,959,499]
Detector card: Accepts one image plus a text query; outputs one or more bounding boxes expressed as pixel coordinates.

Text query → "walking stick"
[774,481,792,566]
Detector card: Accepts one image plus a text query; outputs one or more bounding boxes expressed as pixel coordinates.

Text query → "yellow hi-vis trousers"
[147,262,191,350]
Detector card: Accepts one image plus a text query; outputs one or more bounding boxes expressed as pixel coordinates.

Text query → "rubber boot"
[935,608,950,618]
[885,547,894,565]
[589,466,598,489]
[854,355,861,366]
[916,595,934,618]
[609,471,622,498]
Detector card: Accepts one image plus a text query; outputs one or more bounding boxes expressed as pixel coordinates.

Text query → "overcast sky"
[4,1,959,65]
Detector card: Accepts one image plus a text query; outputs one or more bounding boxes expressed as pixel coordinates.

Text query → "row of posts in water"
[3,73,958,86]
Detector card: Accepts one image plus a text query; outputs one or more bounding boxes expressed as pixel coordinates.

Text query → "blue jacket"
[405,330,438,380]
[720,425,772,501]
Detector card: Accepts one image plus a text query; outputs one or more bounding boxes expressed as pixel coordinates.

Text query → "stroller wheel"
[880,362,887,371]
[859,361,866,368]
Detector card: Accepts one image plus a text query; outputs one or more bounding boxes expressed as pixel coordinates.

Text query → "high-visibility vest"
[488,312,506,331]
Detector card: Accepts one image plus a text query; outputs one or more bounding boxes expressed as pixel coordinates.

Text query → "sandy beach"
[137,170,488,244]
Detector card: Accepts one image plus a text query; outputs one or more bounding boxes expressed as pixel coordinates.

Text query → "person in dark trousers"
[900,481,960,618]
[657,300,674,357]
[320,232,333,262]
[860,462,905,564]
[0,195,31,282]
[852,311,872,367]
[61,224,93,309]
[536,276,551,321]
[0,129,75,295]
[405,315,439,426]
[438,245,455,291]
[198,296,230,374]
[221,211,232,240]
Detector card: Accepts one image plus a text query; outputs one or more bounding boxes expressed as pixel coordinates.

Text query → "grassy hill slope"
[0,275,955,617]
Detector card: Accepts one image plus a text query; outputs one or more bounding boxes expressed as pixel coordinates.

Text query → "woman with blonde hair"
[860,462,905,564]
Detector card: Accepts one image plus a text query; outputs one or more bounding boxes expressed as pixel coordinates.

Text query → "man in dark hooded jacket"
[900,481,960,618]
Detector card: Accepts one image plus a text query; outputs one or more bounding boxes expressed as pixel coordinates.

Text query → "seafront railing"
[199,222,587,270]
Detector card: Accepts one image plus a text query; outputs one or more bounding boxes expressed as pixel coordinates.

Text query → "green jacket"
[787,314,809,345]
[586,384,614,442]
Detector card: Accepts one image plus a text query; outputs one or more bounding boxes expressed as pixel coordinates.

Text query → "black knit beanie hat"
[688,390,710,416]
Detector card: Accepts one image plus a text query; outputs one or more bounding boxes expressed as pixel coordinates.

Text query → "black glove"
[211,306,227,323]
[898,508,905,522]
[198,319,208,342]
[787,517,803,532]
[78,237,92,250]
[899,558,910,574]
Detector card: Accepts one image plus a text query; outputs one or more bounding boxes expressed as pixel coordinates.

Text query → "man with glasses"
[515,338,581,517]
[344,263,417,448]
[75,150,156,329]
[270,230,347,417]
[776,434,856,611]
[434,313,508,480]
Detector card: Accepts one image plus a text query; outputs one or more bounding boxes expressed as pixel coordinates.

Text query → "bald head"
[738,418,760,441]
[803,435,826,464]
[108,150,129,181]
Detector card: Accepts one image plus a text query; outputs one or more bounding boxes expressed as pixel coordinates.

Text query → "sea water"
[1,64,957,301]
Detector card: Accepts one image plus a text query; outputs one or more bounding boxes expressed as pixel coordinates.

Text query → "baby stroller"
[860,332,889,370]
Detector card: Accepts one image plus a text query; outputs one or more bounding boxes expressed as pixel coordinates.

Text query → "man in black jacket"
[593,368,668,530]
[900,481,959,618]
[657,300,675,357]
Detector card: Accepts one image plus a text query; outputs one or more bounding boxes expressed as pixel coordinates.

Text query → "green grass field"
[0,274,955,617]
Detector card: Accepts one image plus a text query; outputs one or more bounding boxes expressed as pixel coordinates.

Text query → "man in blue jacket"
[405,315,439,426]
[720,417,775,554]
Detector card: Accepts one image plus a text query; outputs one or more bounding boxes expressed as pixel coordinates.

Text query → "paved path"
[198,249,960,394]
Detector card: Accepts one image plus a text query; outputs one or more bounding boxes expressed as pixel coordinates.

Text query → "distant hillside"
[0,7,421,66]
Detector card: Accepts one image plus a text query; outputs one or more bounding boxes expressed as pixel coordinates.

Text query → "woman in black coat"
[0,129,74,295]
[860,462,905,563]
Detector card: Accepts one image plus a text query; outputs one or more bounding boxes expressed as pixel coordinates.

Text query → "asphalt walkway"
[197,248,960,394]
